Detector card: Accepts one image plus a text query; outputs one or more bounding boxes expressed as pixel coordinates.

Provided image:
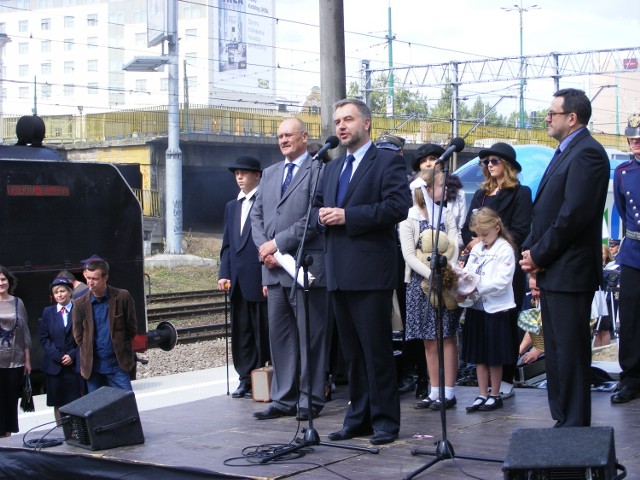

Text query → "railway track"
[173,323,229,343]
[147,289,223,304]
[147,290,230,343]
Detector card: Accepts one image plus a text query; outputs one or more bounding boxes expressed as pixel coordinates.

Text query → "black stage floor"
[1,384,639,480]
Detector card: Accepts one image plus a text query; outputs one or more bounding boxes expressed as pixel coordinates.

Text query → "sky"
[270,0,640,118]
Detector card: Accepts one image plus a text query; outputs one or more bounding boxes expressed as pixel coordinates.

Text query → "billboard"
[147,0,168,48]
[214,0,274,95]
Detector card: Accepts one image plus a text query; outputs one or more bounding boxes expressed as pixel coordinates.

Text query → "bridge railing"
[1,105,629,151]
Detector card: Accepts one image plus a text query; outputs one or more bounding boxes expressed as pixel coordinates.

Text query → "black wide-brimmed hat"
[227,155,262,173]
[479,142,521,172]
[412,143,446,172]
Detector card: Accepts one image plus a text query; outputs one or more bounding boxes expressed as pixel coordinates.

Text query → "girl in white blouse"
[459,207,518,412]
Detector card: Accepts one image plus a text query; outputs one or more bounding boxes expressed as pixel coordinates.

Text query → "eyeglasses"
[546,110,570,119]
[479,158,502,167]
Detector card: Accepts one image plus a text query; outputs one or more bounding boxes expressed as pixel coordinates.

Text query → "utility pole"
[319,0,346,142]
[385,4,395,117]
[502,1,539,128]
[165,0,183,253]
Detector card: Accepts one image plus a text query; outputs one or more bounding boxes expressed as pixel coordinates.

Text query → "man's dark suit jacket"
[40,304,78,375]
[319,143,412,291]
[523,127,609,427]
[219,196,264,303]
[524,128,609,291]
[72,286,137,380]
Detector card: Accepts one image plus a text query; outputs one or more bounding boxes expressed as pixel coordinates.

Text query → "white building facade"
[0,0,276,117]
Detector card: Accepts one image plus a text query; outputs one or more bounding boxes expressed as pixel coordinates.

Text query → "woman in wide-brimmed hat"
[460,142,532,399]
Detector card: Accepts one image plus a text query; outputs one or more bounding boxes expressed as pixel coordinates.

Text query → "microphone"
[435,137,465,165]
[311,136,340,162]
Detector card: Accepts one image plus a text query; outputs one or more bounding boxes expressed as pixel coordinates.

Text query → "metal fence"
[1,105,629,151]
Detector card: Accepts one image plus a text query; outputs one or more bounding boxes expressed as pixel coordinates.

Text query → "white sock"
[444,386,455,400]
[471,395,487,406]
[428,388,439,400]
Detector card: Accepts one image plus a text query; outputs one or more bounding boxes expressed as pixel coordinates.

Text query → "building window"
[18,20,28,32]
[160,78,168,92]
[19,87,29,99]
[87,59,98,72]
[19,65,29,76]
[41,84,51,97]
[41,63,51,75]
[64,39,73,51]
[135,79,147,92]
[88,82,98,95]
[187,76,197,88]
[87,14,98,26]
[64,16,74,28]
[41,18,51,30]
[185,52,197,67]
[64,84,74,96]
[87,36,98,49]
[64,61,74,73]
[41,40,51,53]
[135,33,146,46]
[19,43,29,55]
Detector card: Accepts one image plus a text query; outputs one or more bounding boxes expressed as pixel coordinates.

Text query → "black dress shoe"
[296,408,319,421]
[370,431,397,445]
[611,385,640,404]
[231,383,250,398]
[327,426,373,441]
[398,374,417,394]
[478,395,503,411]
[414,397,434,409]
[429,396,457,410]
[253,405,295,420]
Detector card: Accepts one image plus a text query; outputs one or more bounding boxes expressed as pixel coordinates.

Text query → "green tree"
[429,83,471,122]
[468,97,506,126]
[351,74,429,117]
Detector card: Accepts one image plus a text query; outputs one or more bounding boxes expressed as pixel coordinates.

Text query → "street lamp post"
[502,1,539,128]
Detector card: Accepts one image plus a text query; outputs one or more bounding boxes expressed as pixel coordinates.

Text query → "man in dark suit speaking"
[317,99,411,445]
[520,88,609,427]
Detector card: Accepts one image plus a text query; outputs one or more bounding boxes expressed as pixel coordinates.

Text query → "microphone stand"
[260,152,379,464]
[404,158,502,479]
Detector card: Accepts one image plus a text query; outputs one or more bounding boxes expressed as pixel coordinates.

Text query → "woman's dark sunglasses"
[479,158,502,167]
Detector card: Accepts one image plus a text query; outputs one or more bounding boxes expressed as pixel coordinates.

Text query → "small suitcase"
[251,363,273,402]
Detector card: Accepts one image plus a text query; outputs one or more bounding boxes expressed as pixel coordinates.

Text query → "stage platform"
[1,374,639,480]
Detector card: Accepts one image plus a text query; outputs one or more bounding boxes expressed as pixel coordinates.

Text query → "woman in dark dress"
[0,265,31,438]
[461,143,532,398]
[40,277,82,423]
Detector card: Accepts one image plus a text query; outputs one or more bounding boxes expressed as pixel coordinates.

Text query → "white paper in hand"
[274,251,315,287]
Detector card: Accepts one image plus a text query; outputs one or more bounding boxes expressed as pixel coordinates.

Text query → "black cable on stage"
[22,418,67,450]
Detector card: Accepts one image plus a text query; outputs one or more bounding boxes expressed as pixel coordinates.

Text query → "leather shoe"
[231,383,250,398]
[414,397,434,409]
[429,396,457,410]
[328,426,373,441]
[611,385,640,404]
[253,405,295,420]
[370,431,397,445]
[478,395,503,411]
[296,408,319,421]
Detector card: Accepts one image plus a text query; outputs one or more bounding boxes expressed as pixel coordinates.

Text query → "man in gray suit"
[250,117,328,421]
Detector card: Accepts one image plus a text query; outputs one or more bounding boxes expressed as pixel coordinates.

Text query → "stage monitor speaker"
[503,427,619,480]
[60,386,144,451]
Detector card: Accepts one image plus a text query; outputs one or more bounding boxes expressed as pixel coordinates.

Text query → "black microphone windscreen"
[450,137,465,153]
[326,136,340,148]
